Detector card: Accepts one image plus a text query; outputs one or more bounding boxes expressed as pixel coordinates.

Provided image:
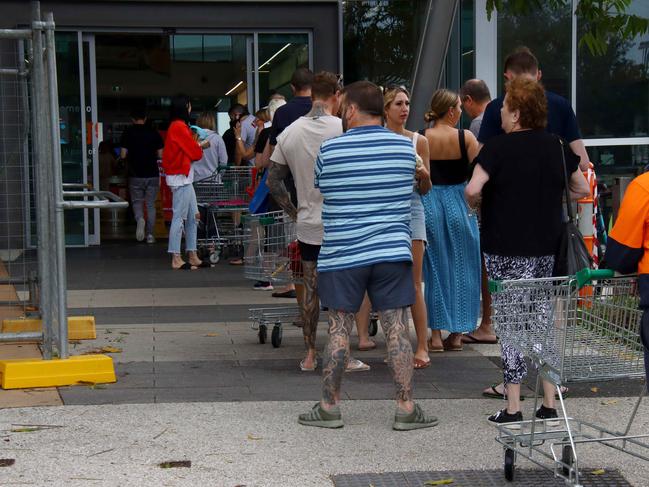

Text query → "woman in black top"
[465,78,590,427]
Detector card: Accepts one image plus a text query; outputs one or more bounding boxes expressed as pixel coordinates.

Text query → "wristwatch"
[236,137,242,141]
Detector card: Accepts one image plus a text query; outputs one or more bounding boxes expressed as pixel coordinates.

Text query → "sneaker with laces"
[298,402,343,429]
[393,403,439,431]
[146,234,156,244]
[488,408,523,429]
[535,404,560,427]
[253,281,274,291]
[135,218,145,242]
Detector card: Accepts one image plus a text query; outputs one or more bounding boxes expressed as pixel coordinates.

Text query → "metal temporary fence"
[0,2,127,359]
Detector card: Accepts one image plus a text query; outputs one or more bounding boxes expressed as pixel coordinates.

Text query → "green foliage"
[486,0,649,56]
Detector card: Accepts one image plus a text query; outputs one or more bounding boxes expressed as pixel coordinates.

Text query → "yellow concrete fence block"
[2,316,96,340]
[0,355,116,389]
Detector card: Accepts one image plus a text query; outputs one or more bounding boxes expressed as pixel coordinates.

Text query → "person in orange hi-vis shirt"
[605,172,649,380]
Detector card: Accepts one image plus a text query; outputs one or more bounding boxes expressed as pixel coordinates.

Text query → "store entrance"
[55,30,310,244]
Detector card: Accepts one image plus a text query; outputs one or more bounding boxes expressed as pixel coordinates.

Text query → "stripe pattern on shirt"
[314,125,415,272]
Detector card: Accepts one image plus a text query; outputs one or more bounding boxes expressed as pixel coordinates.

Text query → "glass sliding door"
[54,32,86,245]
[256,34,310,106]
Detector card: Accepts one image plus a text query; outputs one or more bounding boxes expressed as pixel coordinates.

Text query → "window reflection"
[257,34,309,103]
[577,1,648,138]
[497,3,572,100]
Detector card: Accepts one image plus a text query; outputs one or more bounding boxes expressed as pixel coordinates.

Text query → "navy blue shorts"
[317,261,415,313]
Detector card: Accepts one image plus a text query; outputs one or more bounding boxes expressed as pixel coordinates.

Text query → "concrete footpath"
[1,398,648,486]
[1,243,648,486]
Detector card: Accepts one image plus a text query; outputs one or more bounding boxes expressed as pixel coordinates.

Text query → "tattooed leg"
[379,307,414,412]
[300,260,319,368]
[321,309,355,409]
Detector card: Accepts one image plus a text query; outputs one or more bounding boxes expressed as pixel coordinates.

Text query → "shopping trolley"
[243,211,303,347]
[489,268,648,485]
[194,166,252,263]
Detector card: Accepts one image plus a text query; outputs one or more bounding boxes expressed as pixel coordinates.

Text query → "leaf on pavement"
[601,399,618,406]
[11,427,40,433]
[590,387,599,393]
[247,434,262,441]
[591,469,606,475]
[82,346,122,354]
[159,460,191,469]
[0,459,15,467]
[425,480,454,485]
[204,333,219,337]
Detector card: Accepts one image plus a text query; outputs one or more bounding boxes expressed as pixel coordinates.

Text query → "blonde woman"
[422,89,481,352]
[384,86,432,368]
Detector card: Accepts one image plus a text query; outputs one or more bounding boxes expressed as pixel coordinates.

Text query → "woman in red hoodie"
[163,95,209,270]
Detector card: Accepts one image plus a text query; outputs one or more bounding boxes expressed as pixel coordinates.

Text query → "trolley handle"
[575,268,615,288]
[488,267,616,294]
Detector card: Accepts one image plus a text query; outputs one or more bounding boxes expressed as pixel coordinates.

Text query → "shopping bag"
[248,170,269,215]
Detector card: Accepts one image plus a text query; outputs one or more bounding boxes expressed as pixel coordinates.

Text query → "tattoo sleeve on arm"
[266,162,298,220]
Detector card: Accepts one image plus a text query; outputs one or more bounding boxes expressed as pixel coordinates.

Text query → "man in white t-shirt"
[267,71,368,373]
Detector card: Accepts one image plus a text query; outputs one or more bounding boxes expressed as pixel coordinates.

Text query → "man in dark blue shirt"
[268,67,314,146]
[477,47,590,171]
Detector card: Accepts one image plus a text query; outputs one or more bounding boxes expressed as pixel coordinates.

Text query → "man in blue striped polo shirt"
[298,81,438,431]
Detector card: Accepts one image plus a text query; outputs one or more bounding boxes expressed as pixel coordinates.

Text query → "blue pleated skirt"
[422,183,481,332]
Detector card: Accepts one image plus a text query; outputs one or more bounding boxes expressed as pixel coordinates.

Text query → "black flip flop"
[462,332,498,344]
[197,261,212,268]
[482,384,525,401]
[174,262,196,270]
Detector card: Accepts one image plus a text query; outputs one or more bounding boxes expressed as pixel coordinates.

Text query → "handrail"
[60,189,129,210]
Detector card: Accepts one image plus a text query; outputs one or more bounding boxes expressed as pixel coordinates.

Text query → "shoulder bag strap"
[558,136,574,223]
[458,129,469,164]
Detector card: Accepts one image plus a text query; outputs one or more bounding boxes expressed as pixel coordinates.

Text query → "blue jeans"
[168,184,197,254]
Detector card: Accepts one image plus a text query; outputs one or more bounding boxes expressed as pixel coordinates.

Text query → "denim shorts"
[410,192,427,242]
[317,261,415,313]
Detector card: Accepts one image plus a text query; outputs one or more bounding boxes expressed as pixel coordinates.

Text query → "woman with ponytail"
[422,89,481,352]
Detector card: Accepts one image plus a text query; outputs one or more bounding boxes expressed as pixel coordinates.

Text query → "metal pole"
[0,332,43,342]
[44,11,69,359]
[30,0,53,359]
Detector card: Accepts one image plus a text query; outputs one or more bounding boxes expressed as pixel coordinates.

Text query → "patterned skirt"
[422,183,480,332]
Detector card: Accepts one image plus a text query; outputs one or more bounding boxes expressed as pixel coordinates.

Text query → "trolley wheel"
[271,323,283,348]
[504,448,515,482]
[369,318,378,337]
[561,445,573,476]
[209,251,220,264]
[258,324,267,344]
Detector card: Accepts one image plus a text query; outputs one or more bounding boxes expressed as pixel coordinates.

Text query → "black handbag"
[553,137,593,276]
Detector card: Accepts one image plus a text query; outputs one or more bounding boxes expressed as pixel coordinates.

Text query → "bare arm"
[569,168,591,200]
[257,140,273,170]
[465,163,490,208]
[465,130,480,163]
[266,162,297,221]
[569,139,591,171]
[156,149,163,159]
[415,133,432,195]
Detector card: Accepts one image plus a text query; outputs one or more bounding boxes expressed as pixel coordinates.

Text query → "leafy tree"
[487,0,648,55]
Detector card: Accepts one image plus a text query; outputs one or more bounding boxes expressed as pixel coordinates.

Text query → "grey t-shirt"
[271,115,342,245]
[240,115,257,165]
[469,112,484,139]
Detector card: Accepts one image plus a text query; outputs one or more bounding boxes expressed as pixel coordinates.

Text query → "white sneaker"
[136,218,145,241]
[146,234,155,244]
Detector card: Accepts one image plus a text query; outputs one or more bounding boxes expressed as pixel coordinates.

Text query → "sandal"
[358,342,376,352]
[299,358,317,372]
[442,336,463,352]
[345,358,370,372]
[173,262,196,270]
[414,358,431,369]
[461,332,498,344]
[427,337,444,353]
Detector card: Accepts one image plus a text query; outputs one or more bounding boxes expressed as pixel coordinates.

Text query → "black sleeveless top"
[429,129,470,185]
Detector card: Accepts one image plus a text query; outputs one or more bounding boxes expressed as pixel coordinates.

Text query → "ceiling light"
[258,43,291,70]
[225,81,244,96]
